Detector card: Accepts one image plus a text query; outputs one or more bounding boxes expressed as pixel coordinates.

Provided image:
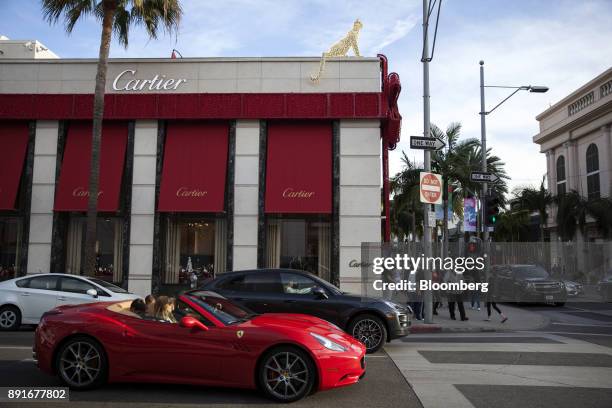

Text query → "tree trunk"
[83,1,116,277]
[442,180,449,258]
[540,210,545,243]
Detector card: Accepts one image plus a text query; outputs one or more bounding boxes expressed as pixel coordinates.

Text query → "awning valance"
[0,122,29,210]
[265,122,332,214]
[54,121,128,212]
[158,121,229,212]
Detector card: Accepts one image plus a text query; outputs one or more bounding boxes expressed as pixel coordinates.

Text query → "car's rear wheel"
[0,306,21,331]
[349,314,386,353]
[258,346,315,402]
[56,336,107,390]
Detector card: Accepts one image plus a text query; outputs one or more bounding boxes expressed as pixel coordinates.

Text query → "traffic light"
[485,194,501,226]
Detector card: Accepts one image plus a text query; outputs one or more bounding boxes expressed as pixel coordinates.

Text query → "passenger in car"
[129,299,146,317]
[154,296,177,323]
[145,294,156,317]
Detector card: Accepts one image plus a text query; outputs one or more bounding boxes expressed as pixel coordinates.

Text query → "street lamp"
[478,60,548,244]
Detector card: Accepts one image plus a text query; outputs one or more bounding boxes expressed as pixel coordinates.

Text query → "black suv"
[491,264,567,306]
[201,269,411,353]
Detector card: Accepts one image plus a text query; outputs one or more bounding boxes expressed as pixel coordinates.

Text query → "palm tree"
[556,191,612,240]
[516,176,553,242]
[42,0,182,276]
[431,123,476,252]
[390,153,423,241]
[495,209,529,242]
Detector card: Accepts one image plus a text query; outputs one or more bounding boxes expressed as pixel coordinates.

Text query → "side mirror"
[179,316,209,331]
[313,287,328,300]
[86,288,98,298]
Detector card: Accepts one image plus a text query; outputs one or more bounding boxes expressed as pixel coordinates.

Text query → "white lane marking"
[545,331,612,337]
[552,322,612,327]
[0,346,32,349]
[365,355,388,358]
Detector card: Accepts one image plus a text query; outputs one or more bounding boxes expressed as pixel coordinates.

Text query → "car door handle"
[57,297,68,301]
[21,292,30,297]
[284,300,297,304]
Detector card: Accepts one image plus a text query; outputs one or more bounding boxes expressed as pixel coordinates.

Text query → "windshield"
[513,266,550,279]
[88,278,129,293]
[187,291,256,325]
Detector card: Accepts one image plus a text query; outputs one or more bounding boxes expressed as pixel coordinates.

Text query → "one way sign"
[410,136,445,151]
[470,171,500,183]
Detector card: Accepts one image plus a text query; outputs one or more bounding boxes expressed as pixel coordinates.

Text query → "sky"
[2,0,612,193]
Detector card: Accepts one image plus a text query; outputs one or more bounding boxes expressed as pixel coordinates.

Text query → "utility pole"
[479,61,489,243]
[422,0,433,324]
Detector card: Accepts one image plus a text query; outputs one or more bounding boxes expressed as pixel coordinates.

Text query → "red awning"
[158,121,229,212]
[0,122,29,210]
[265,122,332,214]
[54,121,128,212]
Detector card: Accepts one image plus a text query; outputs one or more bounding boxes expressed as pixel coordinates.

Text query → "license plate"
[545,295,553,301]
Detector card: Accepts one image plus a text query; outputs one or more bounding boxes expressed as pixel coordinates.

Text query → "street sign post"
[470,171,500,183]
[410,136,445,150]
[420,172,443,205]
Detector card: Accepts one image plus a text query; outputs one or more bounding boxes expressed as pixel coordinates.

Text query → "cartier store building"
[0,53,401,295]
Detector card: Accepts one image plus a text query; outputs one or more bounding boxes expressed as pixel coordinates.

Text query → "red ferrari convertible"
[34,290,366,402]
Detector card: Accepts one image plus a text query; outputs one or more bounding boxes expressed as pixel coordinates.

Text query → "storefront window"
[162,216,226,286]
[0,218,22,281]
[265,217,331,281]
[65,216,123,283]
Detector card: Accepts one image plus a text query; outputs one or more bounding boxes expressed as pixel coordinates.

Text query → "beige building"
[0,37,402,296]
[533,67,612,242]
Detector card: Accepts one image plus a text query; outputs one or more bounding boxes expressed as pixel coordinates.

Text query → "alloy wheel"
[59,341,102,388]
[352,318,383,350]
[0,310,17,329]
[263,351,309,400]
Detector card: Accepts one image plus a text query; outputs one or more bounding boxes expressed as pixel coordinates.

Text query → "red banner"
[158,121,229,212]
[265,121,332,214]
[54,121,128,212]
[0,122,29,210]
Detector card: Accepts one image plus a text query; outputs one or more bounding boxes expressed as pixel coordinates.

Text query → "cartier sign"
[282,188,315,199]
[176,187,208,198]
[72,187,103,198]
[112,69,187,91]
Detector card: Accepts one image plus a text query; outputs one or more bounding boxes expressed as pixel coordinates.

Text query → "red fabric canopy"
[158,121,229,212]
[265,121,332,214]
[0,122,29,210]
[54,121,128,212]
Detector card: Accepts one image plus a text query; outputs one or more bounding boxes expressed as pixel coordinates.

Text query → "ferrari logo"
[236,330,244,338]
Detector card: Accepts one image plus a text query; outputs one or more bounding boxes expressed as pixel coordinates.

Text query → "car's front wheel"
[56,336,107,390]
[258,345,316,402]
[0,305,21,331]
[349,314,387,353]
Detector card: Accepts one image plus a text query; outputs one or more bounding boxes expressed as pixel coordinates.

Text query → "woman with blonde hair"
[154,296,177,323]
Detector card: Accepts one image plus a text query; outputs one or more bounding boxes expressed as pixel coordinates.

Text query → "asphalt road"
[529,301,612,348]
[0,329,422,408]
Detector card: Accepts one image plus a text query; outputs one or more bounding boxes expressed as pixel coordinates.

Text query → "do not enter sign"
[420,172,443,205]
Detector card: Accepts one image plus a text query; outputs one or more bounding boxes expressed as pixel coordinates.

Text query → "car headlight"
[310,333,347,352]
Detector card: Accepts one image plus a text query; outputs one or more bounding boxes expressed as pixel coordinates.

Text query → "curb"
[410,325,497,334]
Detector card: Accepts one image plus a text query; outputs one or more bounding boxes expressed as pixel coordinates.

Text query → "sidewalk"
[409,303,549,333]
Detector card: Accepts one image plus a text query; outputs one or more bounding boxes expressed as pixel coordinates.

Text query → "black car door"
[216,271,288,314]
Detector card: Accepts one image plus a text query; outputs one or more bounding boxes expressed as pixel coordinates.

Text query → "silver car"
[0,273,140,330]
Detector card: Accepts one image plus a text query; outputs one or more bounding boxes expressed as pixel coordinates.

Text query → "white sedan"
[0,273,140,330]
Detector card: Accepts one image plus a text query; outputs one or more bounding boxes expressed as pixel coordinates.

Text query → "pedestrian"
[409,268,424,321]
[445,270,468,321]
[485,274,508,323]
[469,270,481,311]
